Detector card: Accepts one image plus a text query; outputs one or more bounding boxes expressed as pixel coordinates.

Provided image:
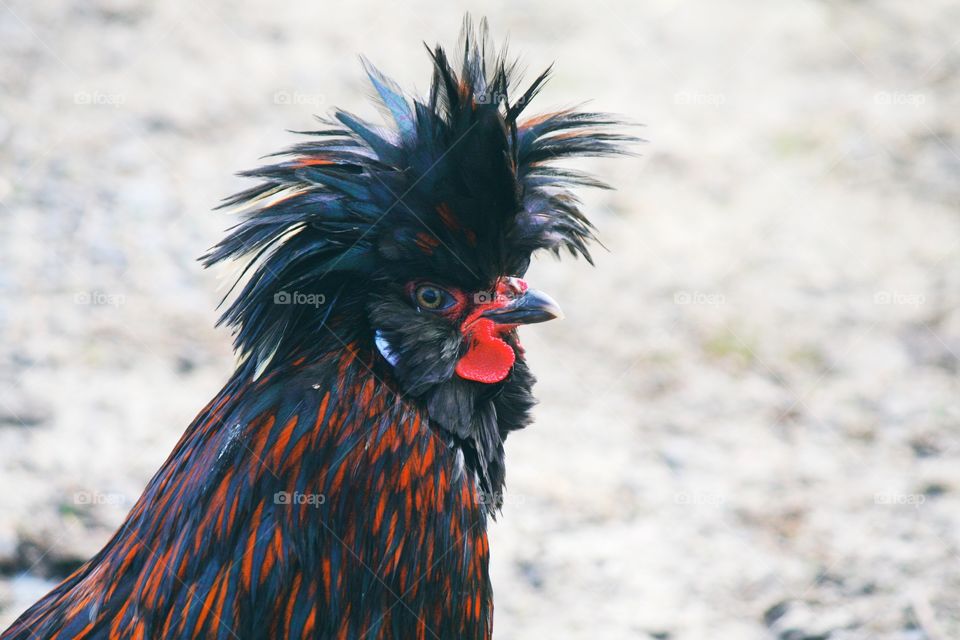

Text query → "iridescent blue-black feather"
[202,17,634,368]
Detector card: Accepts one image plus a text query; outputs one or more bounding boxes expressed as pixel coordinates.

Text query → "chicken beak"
[480,289,564,326]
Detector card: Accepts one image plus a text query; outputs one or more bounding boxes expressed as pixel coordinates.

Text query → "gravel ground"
[2,1,960,638]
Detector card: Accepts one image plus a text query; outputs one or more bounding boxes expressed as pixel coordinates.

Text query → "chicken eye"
[414,284,452,311]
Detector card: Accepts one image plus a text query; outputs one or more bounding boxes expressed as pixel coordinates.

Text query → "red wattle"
[455,318,516,383]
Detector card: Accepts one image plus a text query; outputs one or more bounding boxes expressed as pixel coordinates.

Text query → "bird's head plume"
[205,16,632,374]
[204,14,635,509]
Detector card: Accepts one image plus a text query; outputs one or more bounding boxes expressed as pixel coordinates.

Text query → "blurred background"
[2,1,959,638]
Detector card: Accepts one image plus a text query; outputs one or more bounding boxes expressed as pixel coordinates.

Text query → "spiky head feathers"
[205,19,630,366]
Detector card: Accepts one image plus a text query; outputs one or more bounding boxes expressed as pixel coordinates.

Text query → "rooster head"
[205,16,633,508]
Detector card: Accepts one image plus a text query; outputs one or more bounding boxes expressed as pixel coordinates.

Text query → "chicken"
[2,17,630,640]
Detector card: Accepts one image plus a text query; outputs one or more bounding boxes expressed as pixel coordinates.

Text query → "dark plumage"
[2,17,631,640]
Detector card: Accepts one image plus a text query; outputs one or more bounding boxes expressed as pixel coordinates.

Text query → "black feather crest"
[203,16,634,365]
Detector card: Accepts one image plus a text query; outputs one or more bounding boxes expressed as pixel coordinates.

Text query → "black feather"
[203,15,635,371]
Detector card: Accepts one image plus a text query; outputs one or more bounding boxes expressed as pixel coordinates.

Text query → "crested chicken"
[2,17,630,640]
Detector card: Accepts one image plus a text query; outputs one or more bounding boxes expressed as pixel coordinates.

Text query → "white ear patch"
[374,330,400,367]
